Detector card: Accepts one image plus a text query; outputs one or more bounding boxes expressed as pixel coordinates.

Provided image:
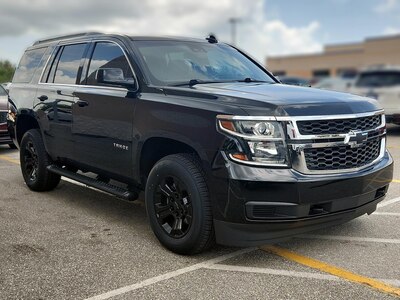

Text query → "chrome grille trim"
[297,115,381,135]
[285,111,386,175]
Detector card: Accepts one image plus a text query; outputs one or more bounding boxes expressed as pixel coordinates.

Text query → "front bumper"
[213,151,393,247]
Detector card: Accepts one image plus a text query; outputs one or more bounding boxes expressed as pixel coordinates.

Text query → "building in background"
[266,34,400,80]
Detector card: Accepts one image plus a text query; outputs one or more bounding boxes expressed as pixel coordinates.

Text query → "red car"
[0,85,16,149]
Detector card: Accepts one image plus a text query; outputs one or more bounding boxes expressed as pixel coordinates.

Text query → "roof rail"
[33,32,103,46]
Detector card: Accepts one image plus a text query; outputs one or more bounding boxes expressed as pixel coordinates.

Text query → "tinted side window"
[13,47,47,83]
[53,44,87,84]
[44,47,62,83]
[84,42,134,87]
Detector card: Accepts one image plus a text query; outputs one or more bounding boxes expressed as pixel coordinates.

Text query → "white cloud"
[374,0,399,13]
[0,0,323,64]
[383,26,400,35]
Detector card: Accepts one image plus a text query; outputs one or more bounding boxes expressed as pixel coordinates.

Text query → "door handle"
[76,100,89,107]
[37,95,48,101]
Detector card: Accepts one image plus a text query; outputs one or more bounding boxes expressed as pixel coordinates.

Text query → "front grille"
[304,138,381,171]
[0,111,7,124]
[297,115,381,135]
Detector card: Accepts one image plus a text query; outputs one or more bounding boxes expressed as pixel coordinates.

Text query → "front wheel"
[20,129,61,191]
[145,154,215,254]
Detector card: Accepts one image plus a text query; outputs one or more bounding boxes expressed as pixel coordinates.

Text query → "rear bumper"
[213,151,393,247]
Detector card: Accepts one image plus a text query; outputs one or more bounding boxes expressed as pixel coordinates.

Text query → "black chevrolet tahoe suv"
[7,32,393,254]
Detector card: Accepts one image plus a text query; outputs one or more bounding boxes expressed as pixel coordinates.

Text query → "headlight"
[217,115,289,166]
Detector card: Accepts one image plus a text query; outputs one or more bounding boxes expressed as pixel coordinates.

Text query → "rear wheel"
[20,129,60,191]
[145,154,215,254]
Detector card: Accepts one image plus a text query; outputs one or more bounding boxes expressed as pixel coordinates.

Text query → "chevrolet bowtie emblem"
[344,131,368,148]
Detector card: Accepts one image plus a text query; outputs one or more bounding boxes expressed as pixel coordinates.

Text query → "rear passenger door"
[73,41,138,178]
[36,43,89,160]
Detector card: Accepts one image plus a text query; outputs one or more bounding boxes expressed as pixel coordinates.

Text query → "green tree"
[0,60,15,83]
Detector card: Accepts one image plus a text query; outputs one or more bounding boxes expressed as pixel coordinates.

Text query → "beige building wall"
[266,34,400,78]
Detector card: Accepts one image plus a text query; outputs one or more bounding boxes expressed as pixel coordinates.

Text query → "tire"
[20,129,61,191]
[8,143,17,149]
[145,154,215,255]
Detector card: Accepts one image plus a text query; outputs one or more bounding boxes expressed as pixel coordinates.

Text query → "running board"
[47,165,138,201]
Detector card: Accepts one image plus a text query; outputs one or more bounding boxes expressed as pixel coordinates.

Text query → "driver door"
[72,41,138,178]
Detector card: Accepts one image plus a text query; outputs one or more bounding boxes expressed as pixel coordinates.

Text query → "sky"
[0,0,399,65]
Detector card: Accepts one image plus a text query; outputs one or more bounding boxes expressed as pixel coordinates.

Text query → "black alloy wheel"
[154,175,193,238]
[22,140,39,182]
[20,129,60,191]
[146,153,215,254]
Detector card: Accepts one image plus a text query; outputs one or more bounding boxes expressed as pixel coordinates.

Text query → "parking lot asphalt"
[0,125,399,300]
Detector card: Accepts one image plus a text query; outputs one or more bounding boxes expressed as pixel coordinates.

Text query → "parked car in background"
[0,85,16,148]
[350,67,400,124]
[278,76,311,87]
[313,77,354,93]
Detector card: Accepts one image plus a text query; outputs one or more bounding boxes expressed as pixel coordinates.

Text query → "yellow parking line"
[392,179,400,183]
[0,155,20,165]
[261,245,400,298]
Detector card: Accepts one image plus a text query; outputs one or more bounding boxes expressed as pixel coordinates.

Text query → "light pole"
[228,17,241,46]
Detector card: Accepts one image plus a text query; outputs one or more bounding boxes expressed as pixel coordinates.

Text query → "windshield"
[134,40,275,86]
[355,71,400,88]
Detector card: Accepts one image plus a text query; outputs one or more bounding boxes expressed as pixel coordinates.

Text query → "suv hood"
[172,82,381,117]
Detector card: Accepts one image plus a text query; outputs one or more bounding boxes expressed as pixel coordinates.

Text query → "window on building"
[272,71,286,77]
[313,69,330,78]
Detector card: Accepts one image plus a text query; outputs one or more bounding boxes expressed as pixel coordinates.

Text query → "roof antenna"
[206,33,218,43]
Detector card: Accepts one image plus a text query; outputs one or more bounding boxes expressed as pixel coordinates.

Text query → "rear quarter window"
[13,47,47,83]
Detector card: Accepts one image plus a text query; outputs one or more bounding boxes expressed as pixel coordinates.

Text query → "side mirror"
[96,68,135,87]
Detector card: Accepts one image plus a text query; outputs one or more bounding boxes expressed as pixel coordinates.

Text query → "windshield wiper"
[237,77,273,83]
[172,79,229,87]
[172,78,274,87]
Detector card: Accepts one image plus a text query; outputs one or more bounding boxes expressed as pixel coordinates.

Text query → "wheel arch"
[16,113,40,145]
[138,136,209,186]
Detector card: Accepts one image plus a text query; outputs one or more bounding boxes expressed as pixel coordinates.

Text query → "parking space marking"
[299,234,400,244]
[205,264,400,287]
[84,248,256,300]
[378,196,400,208]
[373,212,400,216]
[0,154,20,165]
[261,245,400,298]
[206,264,340,281]
[392,179,400,183]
